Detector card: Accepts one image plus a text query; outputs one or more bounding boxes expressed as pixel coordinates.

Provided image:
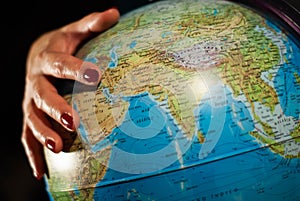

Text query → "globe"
[45,0,300,200]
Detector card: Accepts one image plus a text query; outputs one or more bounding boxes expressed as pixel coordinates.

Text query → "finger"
[62,8,120,36]
[48,8,120,53]
[31,75,80,132]
[24,96,64,153]
[46,8,120,54]
[40,51,103,85]
[21,125,47,180]
[38,9,120,85]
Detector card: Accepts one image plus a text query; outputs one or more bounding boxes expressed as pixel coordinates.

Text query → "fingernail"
[61,112,74,130]
[83,69,99,83]
[45,139,56,151]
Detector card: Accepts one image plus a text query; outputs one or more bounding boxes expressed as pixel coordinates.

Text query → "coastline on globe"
[45,0,300,200]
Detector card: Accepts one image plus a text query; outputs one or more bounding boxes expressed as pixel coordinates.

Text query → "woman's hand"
[21,8,120,180]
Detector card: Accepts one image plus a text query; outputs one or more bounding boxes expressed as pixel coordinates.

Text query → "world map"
[45,0,300,200]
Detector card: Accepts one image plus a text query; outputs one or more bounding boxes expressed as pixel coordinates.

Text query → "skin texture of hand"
[21,8,120,180]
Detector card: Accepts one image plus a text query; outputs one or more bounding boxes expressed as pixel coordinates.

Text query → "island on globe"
[44,0,300,200]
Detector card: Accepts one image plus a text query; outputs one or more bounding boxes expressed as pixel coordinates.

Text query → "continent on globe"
[45,0,300,200]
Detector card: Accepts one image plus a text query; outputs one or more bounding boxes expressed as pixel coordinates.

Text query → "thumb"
[62,8,120,37]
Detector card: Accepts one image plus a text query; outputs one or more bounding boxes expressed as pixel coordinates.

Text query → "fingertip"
[60,112,75,131]
[33,157,49,180]
[33,171,44,180]
[107,7,120,18]
[21,127,47,180]
[45,136,63,153]
[45,138,56,152]
[105,7,120,24]
[83,68,101,83]
[77,61,102,85]
[87,8,120,33]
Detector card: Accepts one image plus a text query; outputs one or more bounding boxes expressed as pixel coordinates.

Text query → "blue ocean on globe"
[44,0,300,200]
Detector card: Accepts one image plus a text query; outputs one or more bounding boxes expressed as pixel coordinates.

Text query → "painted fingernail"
[61,112,74,130]
[45,139,56,151]
[83,69,99,82]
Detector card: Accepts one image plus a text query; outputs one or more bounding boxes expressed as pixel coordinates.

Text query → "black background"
[3,0,300,201]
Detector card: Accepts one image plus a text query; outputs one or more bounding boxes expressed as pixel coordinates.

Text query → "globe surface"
[45,0,300,200]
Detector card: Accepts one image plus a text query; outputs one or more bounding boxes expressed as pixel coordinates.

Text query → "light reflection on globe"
[45,0,300,200]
